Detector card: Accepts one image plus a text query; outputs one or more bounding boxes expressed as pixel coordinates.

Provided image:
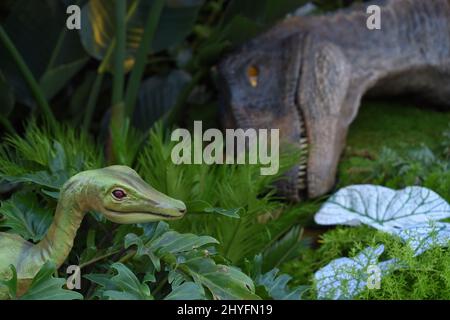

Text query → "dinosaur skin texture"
[218,0,450,202]
[0,166,186,299]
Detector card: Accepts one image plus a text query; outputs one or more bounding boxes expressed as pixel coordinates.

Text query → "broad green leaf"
[314,185,450,233]
[314,245,398,300]
[125,226,218,272]
[20,262,82,300]
[132,70,191,131]
[151,231,219,254]
[85,263,153,300]
[256,268,307,300]
[182,253,259,300]
[80,0,204,72]
[0,192,52,242]
[164,282,205,300]
[0,0,88,106]
[125,223,258,300]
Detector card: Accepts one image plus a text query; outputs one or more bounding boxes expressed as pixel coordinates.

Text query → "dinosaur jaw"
[302,113,348,199]
[102,209,185,224]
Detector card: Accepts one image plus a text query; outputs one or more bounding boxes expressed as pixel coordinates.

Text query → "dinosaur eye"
[112,189,127,200]
[246,65,259,87]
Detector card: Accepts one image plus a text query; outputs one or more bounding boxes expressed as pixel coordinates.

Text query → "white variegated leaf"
[314,245,396,300]
[394,222,450,256]
[314,185,450,233]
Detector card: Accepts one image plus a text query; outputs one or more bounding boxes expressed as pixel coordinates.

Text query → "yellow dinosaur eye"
[246,65,259,87]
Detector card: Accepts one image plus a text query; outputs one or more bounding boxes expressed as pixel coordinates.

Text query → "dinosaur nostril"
[179,208,186,214]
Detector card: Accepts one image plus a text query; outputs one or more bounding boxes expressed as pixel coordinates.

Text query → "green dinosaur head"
[68,165,186,223]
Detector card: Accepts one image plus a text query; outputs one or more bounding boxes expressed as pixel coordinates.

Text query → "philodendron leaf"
[314,185,450,233]
[125,227,219,270]
[256,268,307,300]
[0,192,52,242]
[125,222,258,300]
[85,263,153,300]
[314,245,397,300]
[20,262,82,300]
[394,222,450,256]
[164,282,205,300]
[182,254,260,300]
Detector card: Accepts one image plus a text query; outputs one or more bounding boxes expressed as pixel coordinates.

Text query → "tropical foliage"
[0,0,449,300]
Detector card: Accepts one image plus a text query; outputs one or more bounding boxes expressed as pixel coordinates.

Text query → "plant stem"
[125,0,166,117]
[112,0,126,106]
[82,73,104,132]
[107,0,128,164]
[118,249,136,264]
[0,26,57,128]
[152,274,168,297]
[79,249,122,269]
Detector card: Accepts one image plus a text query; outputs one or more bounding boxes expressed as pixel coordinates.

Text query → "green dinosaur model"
[0,165,186,299]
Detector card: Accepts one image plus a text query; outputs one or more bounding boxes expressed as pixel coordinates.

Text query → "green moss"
[345,101,450,152]
[337,101,450,201]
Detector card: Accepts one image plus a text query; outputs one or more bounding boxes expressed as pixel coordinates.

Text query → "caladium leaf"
[314,185,450,233]
[314,245,397,300]
[393,222,450,256]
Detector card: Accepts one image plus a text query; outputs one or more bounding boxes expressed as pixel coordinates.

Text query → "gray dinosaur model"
[218,0,450,202]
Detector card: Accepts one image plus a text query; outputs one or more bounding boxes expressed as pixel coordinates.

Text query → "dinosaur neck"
[35,177,90,268]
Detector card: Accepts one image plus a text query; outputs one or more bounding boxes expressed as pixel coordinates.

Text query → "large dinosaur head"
[70,166,186,223]
[218,32,309,201]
